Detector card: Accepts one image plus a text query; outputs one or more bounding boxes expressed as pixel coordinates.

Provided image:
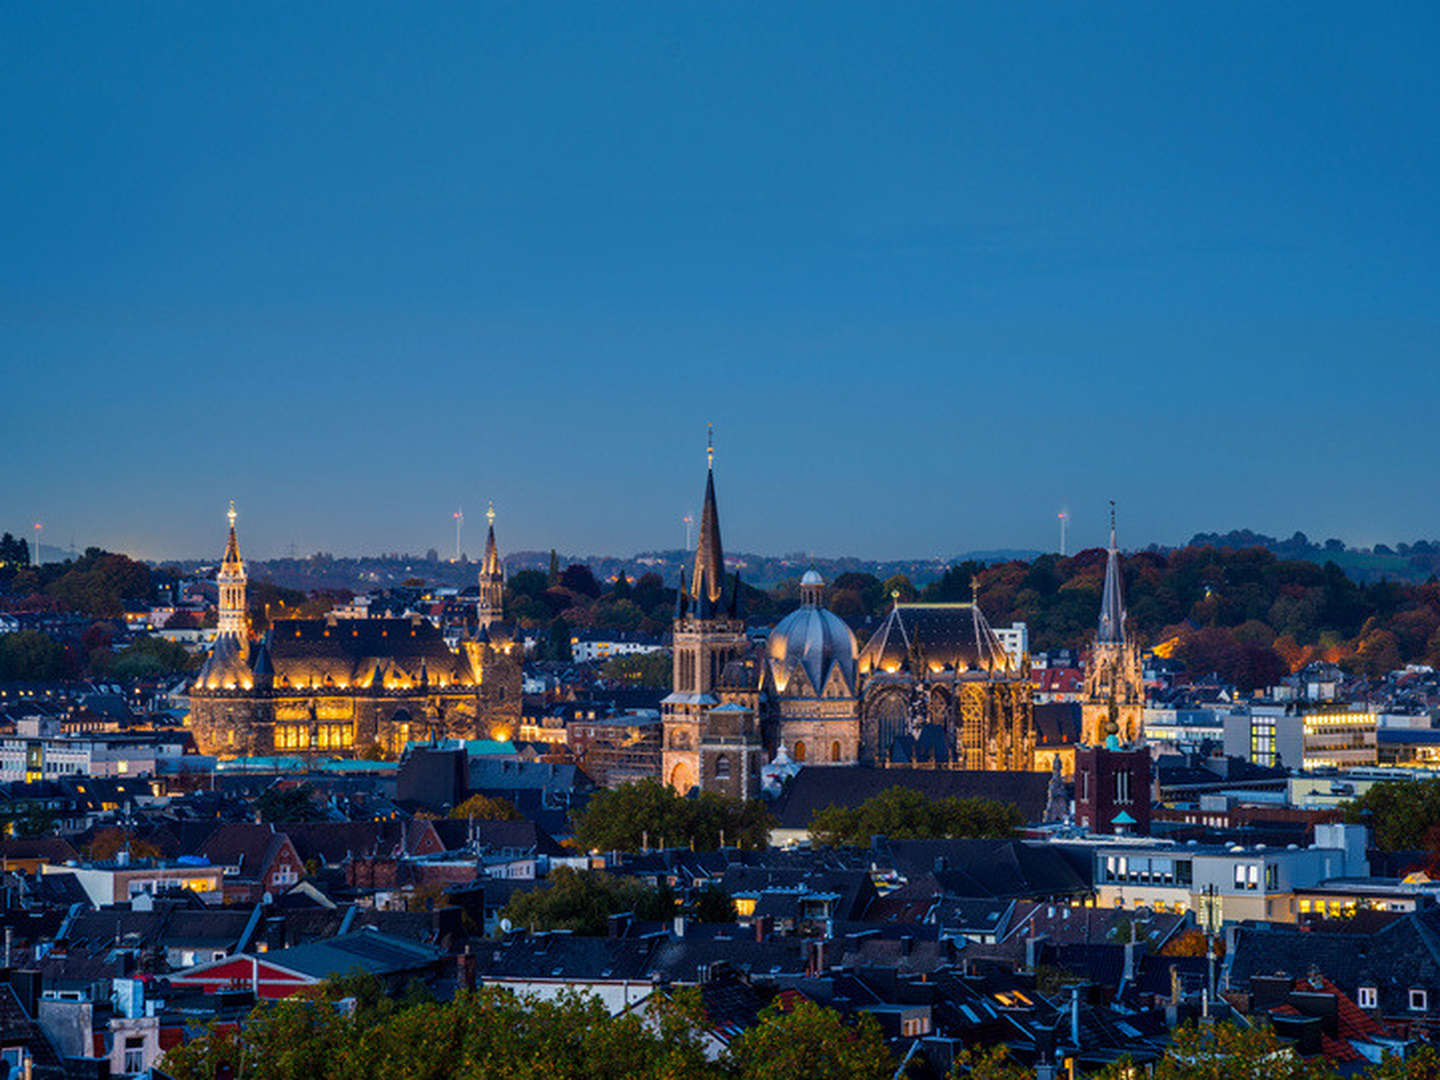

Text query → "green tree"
[1092,1021,1337,1080]
[572,780,773,852]
[809,787,1020,847]
[726,1000,893,1080]
[1343,777,1440,851]
[255,784,324,823]
[0,631,70,681]
[600,650,672,689]
[500,868,676,934]
[450,794,522,821]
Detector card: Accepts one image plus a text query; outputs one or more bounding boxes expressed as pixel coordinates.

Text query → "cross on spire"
[706,423,714,471]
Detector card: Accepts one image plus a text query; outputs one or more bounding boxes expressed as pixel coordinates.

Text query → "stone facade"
[188,508,521,760]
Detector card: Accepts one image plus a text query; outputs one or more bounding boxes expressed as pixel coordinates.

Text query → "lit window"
[1359,987,1378,1009]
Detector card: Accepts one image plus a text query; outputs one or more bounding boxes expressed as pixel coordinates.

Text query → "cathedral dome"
[800,569,824,587]
[767,601,858,697]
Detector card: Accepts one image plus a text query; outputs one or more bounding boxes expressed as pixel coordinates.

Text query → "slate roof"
[200,824,291,878]
[771,767,1051,829]
[876,839,1090,900]
[1228,909,1440,1019]
[263,929,445,980]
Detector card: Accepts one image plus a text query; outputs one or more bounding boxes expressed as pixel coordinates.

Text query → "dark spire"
[1097,501,1126,646]
[690,426,726,606]
[249,631,274,677]
[673,567,688,619]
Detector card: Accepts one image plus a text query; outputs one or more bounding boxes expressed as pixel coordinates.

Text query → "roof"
[200,824,292,878]
[1097,520,1127,646]
[770,766,1051,829]
[766,604,858,698]
[260,929,445,980]
[857,602,1014,677]
[690,459,727,608]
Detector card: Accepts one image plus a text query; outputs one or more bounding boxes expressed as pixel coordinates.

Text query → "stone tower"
[216,500,249,661]
[477,502,504,632]
[1081,504,1143,746]
[661,431,763,800]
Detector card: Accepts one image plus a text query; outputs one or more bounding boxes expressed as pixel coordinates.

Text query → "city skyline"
[6,5,1439,560]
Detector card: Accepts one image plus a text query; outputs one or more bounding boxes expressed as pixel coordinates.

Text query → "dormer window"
[1359,986,1378,1009]
[1410,989,1428,1012]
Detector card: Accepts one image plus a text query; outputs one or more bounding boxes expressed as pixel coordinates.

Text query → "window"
[830,741,841,762]
[1359,986,1378,1009]
[714,755,730,780]
[123,1035,146,1074]
[1247,865,1259,890]
[1411,989,1428,1012]
[1114,769,1131,805]
[1235,864,1246,889]
[793,742,806,762]
[1265,865,1278,890]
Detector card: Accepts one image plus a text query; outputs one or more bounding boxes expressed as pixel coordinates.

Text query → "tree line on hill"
[7,533,1440,691]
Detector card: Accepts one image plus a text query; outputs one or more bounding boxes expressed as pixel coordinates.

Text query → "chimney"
[456,947,476,992]
[672,915,687,939]
[899,935,914,957]
[1123,941,1137,983]
[1025,934,1046,972]
[754,915,772,944]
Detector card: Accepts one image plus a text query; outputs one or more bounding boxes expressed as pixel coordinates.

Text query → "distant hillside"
[1186,529,1440,583]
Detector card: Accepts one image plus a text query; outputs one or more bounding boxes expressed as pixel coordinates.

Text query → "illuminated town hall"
[187,504,522,758]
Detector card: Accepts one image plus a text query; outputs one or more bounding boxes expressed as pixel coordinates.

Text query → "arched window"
[714,755,731,780]
[793,741,806,762]
[831,740,841,762]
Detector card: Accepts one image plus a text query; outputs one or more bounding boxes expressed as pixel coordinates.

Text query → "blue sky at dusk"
[4,3,1438,562]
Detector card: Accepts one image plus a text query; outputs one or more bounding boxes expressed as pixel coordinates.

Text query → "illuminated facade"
[1081,510,1143,748]
[660,439,764,800]
[761,571,861,766]
[188,506,522,758]
[853,597,1035,770]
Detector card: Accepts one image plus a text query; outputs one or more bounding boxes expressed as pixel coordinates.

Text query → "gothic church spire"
[1097,501,1126,646]
[690,426,726,606]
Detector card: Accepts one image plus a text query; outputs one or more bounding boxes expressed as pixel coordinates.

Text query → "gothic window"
[831,741,841,762]
[793,741,806,762]
[714,755,731,780]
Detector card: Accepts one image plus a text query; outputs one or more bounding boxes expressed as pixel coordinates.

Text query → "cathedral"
[661,441,1038,800]
[1079,508,1144,748]
[188,503,523,759]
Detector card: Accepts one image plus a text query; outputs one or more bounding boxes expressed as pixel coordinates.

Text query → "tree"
[548,549,561,587]
[561,563,601,598]
[0,631,71,681]
[255,784,324,824]
[1343,777,1440,851]
[600,650,672,689]
[809,787,1020,847]
[572,780,773,852]
[1092,1021,1337,1080]
[500,868,676,934]
[85,828,163,861]
[726,1000,893,1080]
[449,794,522,820]
[547,618,573,662]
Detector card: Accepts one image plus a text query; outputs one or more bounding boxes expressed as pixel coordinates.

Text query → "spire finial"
[706,424,714,471]
[1109,500,1117,544]
[486,501,495,528]
[971,576,980,604]
[227,500,237,530]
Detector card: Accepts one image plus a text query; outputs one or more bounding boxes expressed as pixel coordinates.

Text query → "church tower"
[661,430,762,800]
[217,500,249,660]
[477,502,504,632]
[1081,504,1143,746]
